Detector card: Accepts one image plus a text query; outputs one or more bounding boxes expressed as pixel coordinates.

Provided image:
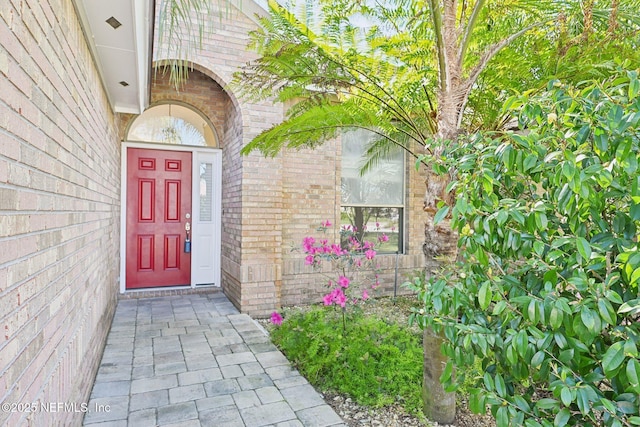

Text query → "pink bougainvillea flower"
[338,276,350,288]
[270,311,283,326]
[365,249,376,260]
[305,255,315,265]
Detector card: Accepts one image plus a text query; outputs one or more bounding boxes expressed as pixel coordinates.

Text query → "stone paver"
[83,292,344,426]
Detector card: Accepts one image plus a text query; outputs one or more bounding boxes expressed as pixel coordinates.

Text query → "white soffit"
[73,0,153,114]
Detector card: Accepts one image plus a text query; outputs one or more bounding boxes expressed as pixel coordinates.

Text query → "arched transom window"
[127,103,217,147]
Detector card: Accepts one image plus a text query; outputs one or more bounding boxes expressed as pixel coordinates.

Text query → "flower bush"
[304,221,386,310]
[271,220,387,330]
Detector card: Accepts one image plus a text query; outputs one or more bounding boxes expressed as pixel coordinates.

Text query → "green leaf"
[580,307,596,332]
[576,125,590,144]
[576,387,591,415]
[536,398,559,410]
[496,406,509,427]
[631,267,640,286]
[495,373,506,397]
[617,400,637,414]
[531,351,545,368]
[434,205,450,225]
[524,154,538,172]
[619,299,640,315]
[469,389,486,414]
[629,76,640,99]
[483,372,494,391]
[629,416,640,425]
[626,359,640,388]
[560,387,573,406]
[598,298,617,326]
[554,408,570,427]
[516,330,529,358]
[549,306,563,330]
[527,299,538,323]
[600,398,617,414]
[478,282,492,310]
[535,212,548,230]
[576,237,592,261]
[440,360,454,383]
[493,300,507,315]
[602,341,625,377]
[511,209,525,225]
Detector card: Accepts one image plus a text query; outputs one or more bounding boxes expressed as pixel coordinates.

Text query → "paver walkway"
[82,292,345,427]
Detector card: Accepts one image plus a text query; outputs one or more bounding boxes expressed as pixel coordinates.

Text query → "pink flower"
[335,291,347,307]
[362,289,369,300]
[363,241,373,250]
[270,311,283,326]
[323,293,334,305]
[378,234,389,242]
[365,249,376,260]
[338,276,350,288]
[321,220,332,228]
[376,222,380,229]
[305,255,315,265]
[303,236,316,252]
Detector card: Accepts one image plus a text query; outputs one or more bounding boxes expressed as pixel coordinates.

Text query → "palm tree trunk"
[423,328,456,424]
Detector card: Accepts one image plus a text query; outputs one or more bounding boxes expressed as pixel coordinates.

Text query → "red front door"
[126,148,192,288]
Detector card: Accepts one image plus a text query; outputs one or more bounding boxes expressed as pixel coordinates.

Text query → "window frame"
[340,129,406,255]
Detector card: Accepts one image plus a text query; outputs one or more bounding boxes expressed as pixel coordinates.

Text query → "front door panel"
[126,148,192,288]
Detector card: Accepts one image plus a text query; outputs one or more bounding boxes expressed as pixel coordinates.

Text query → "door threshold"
[119,286,222,300]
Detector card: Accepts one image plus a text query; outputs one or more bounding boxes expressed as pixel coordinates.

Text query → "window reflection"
[200,163,213,221]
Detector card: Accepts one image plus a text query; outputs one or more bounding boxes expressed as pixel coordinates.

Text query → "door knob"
[185,222,191,231]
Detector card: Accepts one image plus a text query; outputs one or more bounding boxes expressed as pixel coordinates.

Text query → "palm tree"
[233,0,640,422]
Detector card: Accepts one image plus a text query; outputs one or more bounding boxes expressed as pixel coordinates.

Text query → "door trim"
[120,141,222,294]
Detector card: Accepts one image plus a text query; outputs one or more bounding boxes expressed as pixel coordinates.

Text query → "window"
[341,129,404,253]
[127,103,217,147]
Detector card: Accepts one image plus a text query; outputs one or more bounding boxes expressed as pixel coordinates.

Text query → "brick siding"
[148,1,429,317]
[0,0,121,425]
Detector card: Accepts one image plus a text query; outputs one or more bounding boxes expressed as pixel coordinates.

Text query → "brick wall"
[148,0,430,316]
[0,0,121,425]
[278,140,429,308]
[154,2,286,316]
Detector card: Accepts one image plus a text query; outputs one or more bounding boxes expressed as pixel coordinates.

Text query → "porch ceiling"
[73,0,153,114]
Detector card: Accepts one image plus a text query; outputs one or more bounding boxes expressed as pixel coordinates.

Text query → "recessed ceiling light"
[119,81,129,87]
[106,17,122,29]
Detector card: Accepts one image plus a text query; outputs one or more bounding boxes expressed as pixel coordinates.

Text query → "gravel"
[323,392,495,427]
[262,296,496,427]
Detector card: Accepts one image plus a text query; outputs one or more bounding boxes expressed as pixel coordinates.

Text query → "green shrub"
[411,71,640,426]
[270,306,424,414]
